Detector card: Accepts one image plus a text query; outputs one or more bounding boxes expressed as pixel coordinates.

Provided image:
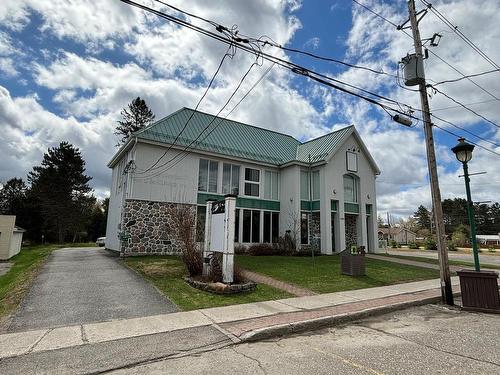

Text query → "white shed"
[0,215,25,260]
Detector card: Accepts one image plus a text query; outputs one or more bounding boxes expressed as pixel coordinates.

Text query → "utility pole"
[407,0,454,305]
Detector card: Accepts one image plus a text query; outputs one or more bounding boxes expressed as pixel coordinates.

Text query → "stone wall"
[120,199,196,256]
[345,214,358,250]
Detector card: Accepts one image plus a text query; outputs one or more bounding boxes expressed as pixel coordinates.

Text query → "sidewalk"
[367,253,499,273]
[0,276,460,361]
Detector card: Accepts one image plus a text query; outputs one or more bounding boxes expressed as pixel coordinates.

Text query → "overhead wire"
[122,0,500,161]
[420,0,500,70]
[134,43,236,174]
[433,69,500,86]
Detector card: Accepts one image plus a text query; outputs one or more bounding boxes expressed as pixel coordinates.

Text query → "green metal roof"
[135,108,355,166]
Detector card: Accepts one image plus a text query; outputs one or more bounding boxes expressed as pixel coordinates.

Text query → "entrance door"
[331,212,335,252]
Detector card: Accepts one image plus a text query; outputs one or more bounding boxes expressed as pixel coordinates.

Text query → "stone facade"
[120,199,196,256]
[345,214,358,250]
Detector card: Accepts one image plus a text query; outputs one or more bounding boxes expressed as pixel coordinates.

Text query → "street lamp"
[451,138,480,271]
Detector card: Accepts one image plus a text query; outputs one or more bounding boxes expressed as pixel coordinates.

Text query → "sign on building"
[203,195,237,283]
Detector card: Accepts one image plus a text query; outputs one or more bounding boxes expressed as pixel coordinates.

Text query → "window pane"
[272,212,279,243]
[264,171,272,199]
[222,164,231,194]
[263,211,271,243]
[244,182,259,197]
[245,168,259,182]
[300,171,309,200]
[301,212,309,245]
[208,161,218,193]
[344,175,356,202]
[252,210,260,243]
[235,209,240,242]
[198,159,208,191]
[242,210,251,242]
[312,171,320,200]
[231,165,240,195]
[272,172,279,200]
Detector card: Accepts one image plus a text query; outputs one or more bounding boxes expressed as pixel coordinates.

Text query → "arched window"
[343,174,358,203]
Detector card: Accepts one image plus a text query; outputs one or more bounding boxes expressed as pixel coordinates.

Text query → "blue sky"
[0,0,499,218]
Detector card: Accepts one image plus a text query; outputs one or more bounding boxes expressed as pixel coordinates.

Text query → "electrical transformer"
[401,54,425,86]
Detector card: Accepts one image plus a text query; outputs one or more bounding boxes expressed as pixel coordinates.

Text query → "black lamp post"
[451,137,480,271]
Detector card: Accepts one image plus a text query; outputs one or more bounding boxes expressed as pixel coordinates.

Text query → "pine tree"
[414,205,431,231]
[0,177,27,215]
[28,142,94,243]
[115,97,155,145]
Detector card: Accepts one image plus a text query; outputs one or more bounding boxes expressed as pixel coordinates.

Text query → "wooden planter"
[457,270,500,313]
[341,254,366,276]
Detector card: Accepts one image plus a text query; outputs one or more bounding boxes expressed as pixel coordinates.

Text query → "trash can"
[457,270,500,313]
[341,246,366,276]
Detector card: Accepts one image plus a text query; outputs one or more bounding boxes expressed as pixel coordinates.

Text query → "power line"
[420,0,500,70]
[432,122,500,158]
[430,85,500,130]
[135,43,235,175]
[433,99,497,112]
[433,68,500,86]
[135,58,265,177]
[152,0,399,79]
[351,0,500,101]
[119,0,420,119]
[123,0,500,162]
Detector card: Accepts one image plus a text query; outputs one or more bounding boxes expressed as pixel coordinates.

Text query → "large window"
[198,159,218,193]
[343,174,358,203]
[242,209,260,243]
[244,168,260,197]
[264,170,279,200]
[300,212,309,245]
[222,163,240,195]
[300,170,320,200]
[312,170,320,200]
[300,170,309,200]
[263,211,280,243]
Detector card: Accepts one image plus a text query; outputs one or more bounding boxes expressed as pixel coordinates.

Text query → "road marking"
[311,346,386,375]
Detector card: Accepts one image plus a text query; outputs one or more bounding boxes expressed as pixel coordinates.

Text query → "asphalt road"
[7,247,177,332]
[115,305,500,375]
[387,249,500,266]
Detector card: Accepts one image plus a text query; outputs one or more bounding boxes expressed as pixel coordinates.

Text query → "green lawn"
[236,255,441,294]
[0,245,56,322]
[379,253,500,270]
[124,256,293,311]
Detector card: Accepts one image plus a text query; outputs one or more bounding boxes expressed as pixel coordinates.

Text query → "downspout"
[119,137,137,257]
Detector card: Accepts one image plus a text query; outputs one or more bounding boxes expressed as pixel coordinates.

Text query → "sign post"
[204,195,237,283]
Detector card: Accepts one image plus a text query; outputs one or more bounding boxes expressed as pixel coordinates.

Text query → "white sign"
[210,211,225,252]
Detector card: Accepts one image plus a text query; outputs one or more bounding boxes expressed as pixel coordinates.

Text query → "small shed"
[0,215,25,260]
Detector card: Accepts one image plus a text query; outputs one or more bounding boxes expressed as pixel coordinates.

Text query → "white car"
[96,237,106,247]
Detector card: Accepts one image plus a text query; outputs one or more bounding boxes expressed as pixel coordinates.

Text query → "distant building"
[105,108,381,256]
[378,227,416,245]
[0,215,25,260]
[476,234,500,245]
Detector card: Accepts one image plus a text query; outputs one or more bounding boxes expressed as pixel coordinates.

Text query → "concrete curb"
[239,293,460,342]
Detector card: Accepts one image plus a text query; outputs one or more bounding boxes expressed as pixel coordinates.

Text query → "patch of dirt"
[139,262,184,278]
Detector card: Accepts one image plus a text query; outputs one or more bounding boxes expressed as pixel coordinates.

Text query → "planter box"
[341,254,366,276]
[457,270,500,313]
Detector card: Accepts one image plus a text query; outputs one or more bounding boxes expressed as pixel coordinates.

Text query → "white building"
[105,108,380,256]
[0,215,25,260]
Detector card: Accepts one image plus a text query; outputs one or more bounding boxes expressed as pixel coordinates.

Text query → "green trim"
[344,202,359,214]
[197,193,280,211]
[331,200,338,212]
[301,200,320,211]
[366,204,372,215]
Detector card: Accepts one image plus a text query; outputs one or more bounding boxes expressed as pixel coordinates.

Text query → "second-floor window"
[244,168,260,197]
[264,170,279,200]
[198,159,218,193]
[343,174,358,203]
[300,170,320,200]
[222,163,240,195]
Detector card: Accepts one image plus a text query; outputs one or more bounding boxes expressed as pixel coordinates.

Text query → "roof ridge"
[299,125,354,145]
[181,107,301,144]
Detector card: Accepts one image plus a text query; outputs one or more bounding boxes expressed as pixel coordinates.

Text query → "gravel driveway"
[8,247,178,332]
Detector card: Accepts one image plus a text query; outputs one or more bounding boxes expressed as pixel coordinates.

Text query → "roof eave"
[107,137,136,168]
